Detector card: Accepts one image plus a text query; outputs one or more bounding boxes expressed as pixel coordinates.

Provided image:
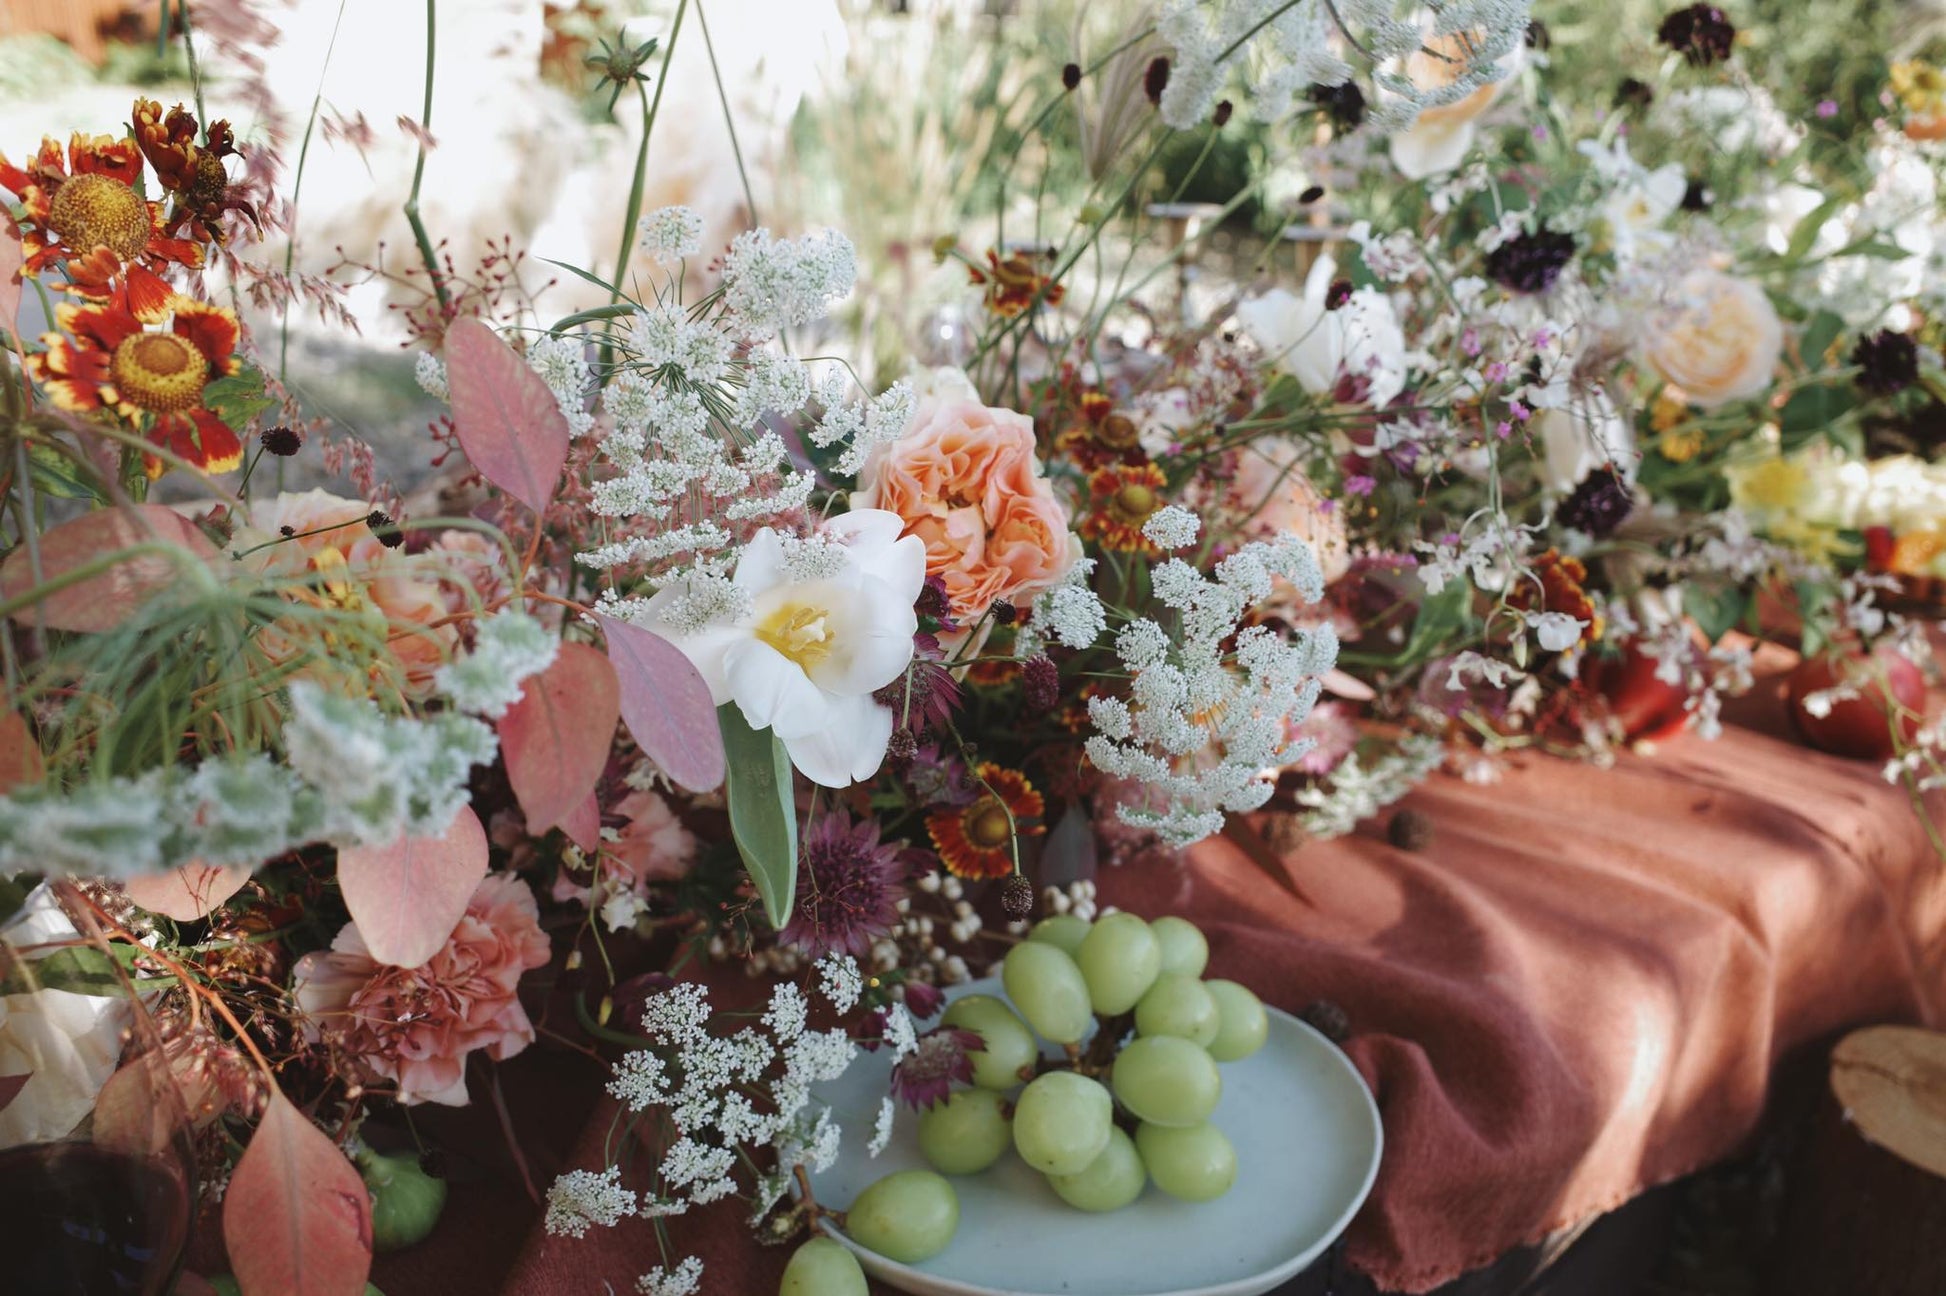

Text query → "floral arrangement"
[0,0,1941,1293]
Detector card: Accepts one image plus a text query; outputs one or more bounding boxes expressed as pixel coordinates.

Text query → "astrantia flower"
[1853,330,1920,396]
[928,763,1044,880]
[132,99,254,246]
[875,636,963,739]
[778,814,907,958]
[1082,462,1169,554]
[1556,467,1635,537]
[0,129,203,314]
[32,285,245,471]
[1485,226,1577,294]
[889,1026,982,1110]
[640,511,925,787]
[1657,4,1735,66]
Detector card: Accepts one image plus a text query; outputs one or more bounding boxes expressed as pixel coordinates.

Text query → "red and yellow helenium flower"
[927,763,1045,880]
[133,99,253,246]
[1081,462,1168,554]
[34,286,245,473]
[0,131,204,316]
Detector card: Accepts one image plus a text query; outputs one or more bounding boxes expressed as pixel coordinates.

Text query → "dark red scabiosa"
[1213,100,1234,127]
[1853,329,1920,396]
[1614,78,1655,110]
[1485,226,1577,294]
[1657,4,1736,66]
[1299,184,1326,205]
[1556,467,1634,537]
[259,425,302,457]
[777,814,908,958]
[1144,57,1171,106]
[1000,874,1035,919]
[1680,178,1713,212]
[891,1026,983,1109]
[1310,81,1366,131]
[1022,654,1060,712]
[1325,279,1354,311]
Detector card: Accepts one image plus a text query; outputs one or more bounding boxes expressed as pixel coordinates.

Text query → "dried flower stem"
[406,0,451,314]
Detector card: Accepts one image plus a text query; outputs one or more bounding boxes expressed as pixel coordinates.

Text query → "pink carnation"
[293,873,551,1106]
[854,398,1081,630]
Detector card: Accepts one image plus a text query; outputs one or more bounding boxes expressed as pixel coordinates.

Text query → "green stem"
[405,0,450,314]
[279,0,352,383]
[610,0,690,304]
[694,0,757,228]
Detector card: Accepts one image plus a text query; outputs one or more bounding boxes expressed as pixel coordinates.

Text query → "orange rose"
[854,398,1081,629]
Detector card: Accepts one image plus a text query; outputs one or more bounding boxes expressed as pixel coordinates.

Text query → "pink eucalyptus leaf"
[223,1092,373,1296]
[336,806,488,968]
[560,792,602,854]
[123,861,255,922]
[0,504,219,633]
[443,317,571,514]
[499,642,619,834]
[601,616,726,793]
[0,709,42,793]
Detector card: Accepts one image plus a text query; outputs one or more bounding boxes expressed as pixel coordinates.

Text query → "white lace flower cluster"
[568,213,914,630]
[562,956,868,1239]
[1158,0,1531,132]
[0,613,556,879]
[1081,534,1337,846]
[1296,733,1446,837]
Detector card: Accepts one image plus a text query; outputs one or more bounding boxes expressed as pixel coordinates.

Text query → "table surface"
[367,674,1946,1296]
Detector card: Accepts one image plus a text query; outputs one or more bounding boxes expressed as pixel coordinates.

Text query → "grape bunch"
[781,912,1268,1292]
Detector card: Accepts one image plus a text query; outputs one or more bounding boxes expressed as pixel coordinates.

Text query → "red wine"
[0,1141,191,1295]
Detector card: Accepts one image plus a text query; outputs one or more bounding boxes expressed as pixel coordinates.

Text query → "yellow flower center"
[963,799,1012,850]
[188,149,230,209]
[1097,413,1140,450]
[755,601,835,669]
[48,173,150,262]
[110,333,208,414]
[1110,482,1158,522]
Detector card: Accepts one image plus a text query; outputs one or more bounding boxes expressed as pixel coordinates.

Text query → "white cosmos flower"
[1537,389,1637,495]
[1237,255,1407,408]
[643,510,924,787]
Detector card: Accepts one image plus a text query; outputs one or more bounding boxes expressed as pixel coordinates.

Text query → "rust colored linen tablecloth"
[373,713,1946,1296]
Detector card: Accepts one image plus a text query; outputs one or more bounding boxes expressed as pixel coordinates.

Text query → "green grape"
[780,1236,869,1296]
[1011,1070,1113,1175]
[940,994,1037,1090]
[1075,912,1161,1016]
[918,1088,1012,1175]
[1134,973,1219,1048]
[1046,1125,1146,1213]
[1111,1035,1221,1127]
[844,1169,959,1264]
[1001,941,1094,1044]
[1135,1122,1238,1202]
[1204,979,1269,1062]
[1027,913,1091,956]
[1150,915,1210,978]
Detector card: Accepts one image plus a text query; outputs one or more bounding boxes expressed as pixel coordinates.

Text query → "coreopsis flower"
[32,285,245,471]
[0,131,203,315]
[778,813,907,958]
[1891,61,1946,140]
[640,511,925,787]
[889,1026,982,1110]
[1054,391,1147,469]
[293,873,552,1106]
[968,248,1065,317]
[131,99,255,246]
[1511,549,1601,648]
[1082,462,1170,554]
[927,763,1044,880]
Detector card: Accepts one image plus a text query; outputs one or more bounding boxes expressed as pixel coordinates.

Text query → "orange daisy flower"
[133,99,255,246]
[1512,549,1603,647]
[968,248,1065,318]
[1054,391,1148,470]
[1080,462,1168,554]
[927,763,1045,881]
[33,285,245,473]
[0,131,204,317]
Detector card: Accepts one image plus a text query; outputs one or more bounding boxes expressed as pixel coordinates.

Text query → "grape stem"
[791,1163,843,1232]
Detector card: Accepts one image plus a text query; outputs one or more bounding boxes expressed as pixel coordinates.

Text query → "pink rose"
[1225,444,1352,583]
[293,873,551,1106]
[854,399,1081,628]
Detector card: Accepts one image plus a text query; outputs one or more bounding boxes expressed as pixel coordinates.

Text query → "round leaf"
[336,806,488,968]
[602,616,726,793]
[0,504,218,633]
[443,317,571,514]
[499,642,619,834]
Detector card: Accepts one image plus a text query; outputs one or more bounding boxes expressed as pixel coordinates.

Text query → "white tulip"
[0,886,130,1148]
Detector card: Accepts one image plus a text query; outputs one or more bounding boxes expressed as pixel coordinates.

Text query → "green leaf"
[204,366,278,431]
[1799,310,1845,371]
[1685,583,1749,645]
[24,442,105,501]
[0,941,168,997]
[1781,194,1843,264]
[1778,384,1854,448]
[718,704,798,932]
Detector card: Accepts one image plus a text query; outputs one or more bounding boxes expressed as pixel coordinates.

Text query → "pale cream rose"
[1641,271,1783,408]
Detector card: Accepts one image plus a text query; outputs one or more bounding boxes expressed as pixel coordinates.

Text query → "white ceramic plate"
[809,978,1383,1296]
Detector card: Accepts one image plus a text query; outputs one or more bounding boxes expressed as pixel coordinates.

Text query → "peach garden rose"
[1640,270,1783,408]
[853,397,1081,633]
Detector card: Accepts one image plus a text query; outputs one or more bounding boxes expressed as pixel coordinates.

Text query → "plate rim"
[816,991,1384,1296]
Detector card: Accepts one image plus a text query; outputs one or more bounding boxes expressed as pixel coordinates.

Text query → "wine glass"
[0,879,197,1295]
